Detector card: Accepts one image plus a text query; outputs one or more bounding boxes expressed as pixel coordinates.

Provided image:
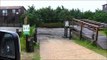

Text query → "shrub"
[20,32,26,51]
[20,25,36,51]
[29,25,36,36]
[39,22,64,28]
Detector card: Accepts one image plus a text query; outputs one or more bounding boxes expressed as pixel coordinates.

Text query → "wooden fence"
[70,18,102,43]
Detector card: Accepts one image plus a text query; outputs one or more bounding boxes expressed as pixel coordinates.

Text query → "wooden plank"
[72,18,100,42]
[73,18,100,28]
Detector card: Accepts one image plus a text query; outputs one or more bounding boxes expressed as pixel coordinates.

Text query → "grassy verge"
[32,43,40,60]
[20,35,26,51]
[99,28,107,37]
[73,38,107,57]
[21,43,40,60]
[99,31,106,36]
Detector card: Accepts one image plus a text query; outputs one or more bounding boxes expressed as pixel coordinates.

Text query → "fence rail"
[71,18,101,43]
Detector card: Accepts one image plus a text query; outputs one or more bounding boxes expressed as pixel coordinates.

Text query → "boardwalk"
[38,28,107,60]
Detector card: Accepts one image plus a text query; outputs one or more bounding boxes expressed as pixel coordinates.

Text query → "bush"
[20,25,36,51]
[20,32,26,51]
[30,25,36,36]
[39,22,64,28]
[20,36,26,51]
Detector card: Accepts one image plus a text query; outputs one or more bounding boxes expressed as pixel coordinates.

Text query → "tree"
[20,5,107,27]
[93,10,107,23]
[83,10,94,19]
[70,9,83,19]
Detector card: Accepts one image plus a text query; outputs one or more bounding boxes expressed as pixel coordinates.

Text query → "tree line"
[20,5,107,26]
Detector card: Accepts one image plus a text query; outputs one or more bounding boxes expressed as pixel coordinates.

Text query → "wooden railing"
[70,18,101,43]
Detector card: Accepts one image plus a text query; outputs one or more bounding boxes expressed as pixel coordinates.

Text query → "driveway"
[0,27,22,32]
[38,28,107,60]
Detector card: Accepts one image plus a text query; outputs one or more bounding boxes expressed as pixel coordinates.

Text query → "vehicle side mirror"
[0,30,20,60]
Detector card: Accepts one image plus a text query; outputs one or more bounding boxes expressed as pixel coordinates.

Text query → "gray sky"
[0,0,107,12]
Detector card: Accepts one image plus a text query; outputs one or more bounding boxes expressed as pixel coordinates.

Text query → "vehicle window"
[0,33,15,59]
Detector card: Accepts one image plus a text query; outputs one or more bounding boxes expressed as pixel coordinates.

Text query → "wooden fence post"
[80,23,83,40]
[34,27,37,43]
[95,28,99,42]
[25,31,28,52]
[64,27,68,38]
[69,27,72,39]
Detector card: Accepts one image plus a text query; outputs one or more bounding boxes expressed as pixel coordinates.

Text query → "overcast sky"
[0,0,107,12]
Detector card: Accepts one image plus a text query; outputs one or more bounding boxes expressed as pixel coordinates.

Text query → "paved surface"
[0,27,22,32]
[40,38,107,60]
[37,28,64,42]
[38,28,107,60]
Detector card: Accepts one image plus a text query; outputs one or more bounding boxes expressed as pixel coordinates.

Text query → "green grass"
[20,35,40,60]
[99,31,106,36]
[99,28,107,37]
[20,33,26,51]
[20,42,40,60]
[73,38,107,57]
[32,43,40,60]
